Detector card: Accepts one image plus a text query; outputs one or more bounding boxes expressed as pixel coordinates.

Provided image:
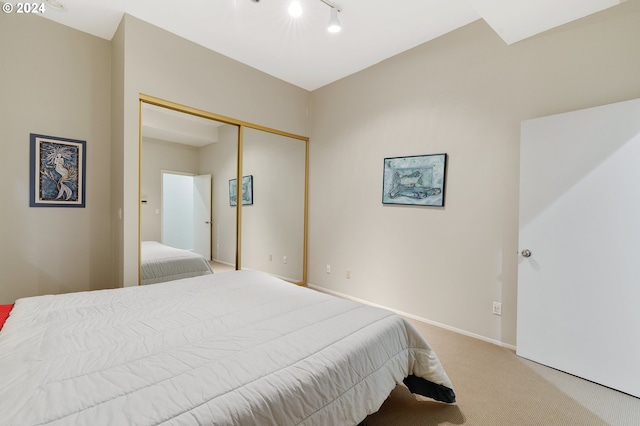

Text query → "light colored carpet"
[208,261,236,273]
[361,318,640,425]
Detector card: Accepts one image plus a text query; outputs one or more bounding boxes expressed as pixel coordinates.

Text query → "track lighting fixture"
[285,0,343,33]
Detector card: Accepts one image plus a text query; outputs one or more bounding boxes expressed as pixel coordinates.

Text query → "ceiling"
[18,0,623,91]
[141,103,224,147]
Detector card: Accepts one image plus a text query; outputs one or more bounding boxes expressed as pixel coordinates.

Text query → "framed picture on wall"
[382,153,447,207]
[229,175,253,206]
[29,133,86,208]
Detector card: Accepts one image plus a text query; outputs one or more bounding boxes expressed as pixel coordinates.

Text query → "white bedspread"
[140,241,213,285]
[0,271,454,425]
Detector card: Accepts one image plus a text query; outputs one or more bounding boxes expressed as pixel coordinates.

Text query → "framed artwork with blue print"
[229,175,253,206]
[382,154,447,207]
[30,133,86,208]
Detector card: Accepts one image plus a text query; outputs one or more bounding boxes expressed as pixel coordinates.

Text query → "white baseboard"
[307,283,516,351]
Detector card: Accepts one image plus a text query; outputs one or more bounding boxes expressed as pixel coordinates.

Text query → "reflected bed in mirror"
[139,102,239,282]
[140,241,213,285]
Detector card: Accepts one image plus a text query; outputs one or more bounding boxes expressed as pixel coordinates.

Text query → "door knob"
[521,249,532,258]
[205,221,212,225]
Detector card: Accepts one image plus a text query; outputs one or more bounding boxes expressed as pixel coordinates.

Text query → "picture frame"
[229,175,253,206]
[30,133,86,208]
[382,153,447,207]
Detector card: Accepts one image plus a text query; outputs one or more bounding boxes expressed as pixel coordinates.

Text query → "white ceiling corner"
[467,0,623,45]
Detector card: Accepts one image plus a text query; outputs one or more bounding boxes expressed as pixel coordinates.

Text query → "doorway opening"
[161,171,212,260]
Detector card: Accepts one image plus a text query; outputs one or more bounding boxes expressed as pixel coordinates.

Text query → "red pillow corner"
[0,304,14,331]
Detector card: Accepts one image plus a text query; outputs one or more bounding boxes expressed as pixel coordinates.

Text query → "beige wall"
[0,12,113,304]
[115,15,311,286]
[308,0,640,346]
[110,18,125,289]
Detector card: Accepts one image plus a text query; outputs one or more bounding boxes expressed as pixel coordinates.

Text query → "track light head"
[289,0,303,17]
[287,0,343,32]
[327,8,341,33]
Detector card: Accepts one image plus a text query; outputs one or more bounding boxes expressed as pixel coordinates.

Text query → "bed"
[140,240,213,285]
[0,270,455,425]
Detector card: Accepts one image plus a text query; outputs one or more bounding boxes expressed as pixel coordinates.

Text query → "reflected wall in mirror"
[138,95,309,286]
[140,102,238,284]
[242,128,307,284]
[200,125,239,269]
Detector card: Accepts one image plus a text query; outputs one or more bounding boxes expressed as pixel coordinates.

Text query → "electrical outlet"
[326,264,331,273]
[346,269,351,279]
[283,256,287,264]
[268,254,272,261]
[492,302,502,316]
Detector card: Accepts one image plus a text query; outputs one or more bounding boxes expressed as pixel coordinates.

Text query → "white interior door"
[193,174,212,260]
[162,172,193,250]
[517,98,640,398]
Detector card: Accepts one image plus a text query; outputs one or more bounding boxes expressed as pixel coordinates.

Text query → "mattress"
[140,240,213,285]
[0,270,455,425]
